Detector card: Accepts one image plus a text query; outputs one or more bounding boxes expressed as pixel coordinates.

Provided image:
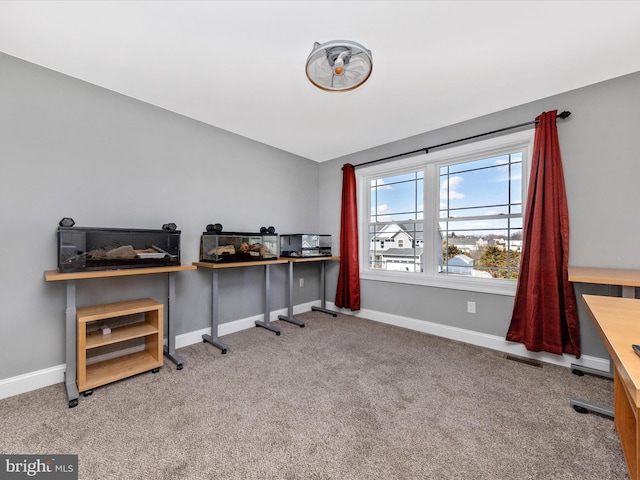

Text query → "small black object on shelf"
[206,223,223,233]
[59,217,75,227]
[162,223,177,231]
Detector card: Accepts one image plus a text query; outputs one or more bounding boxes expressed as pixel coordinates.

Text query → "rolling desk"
[45,265,196,408]
[278,256,340,326]
[569,267,640,417]
[193,259,288,353]
[582,294,640,480]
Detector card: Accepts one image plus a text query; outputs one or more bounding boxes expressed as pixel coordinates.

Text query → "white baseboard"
[0,365,66,400]
[0,299,608,400]
[0,301,320,400]
[327,302,609,372]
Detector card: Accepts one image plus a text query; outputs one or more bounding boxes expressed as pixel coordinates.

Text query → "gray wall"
[319,71,640,360]
[3,49,639,383]
[0,52,322,380]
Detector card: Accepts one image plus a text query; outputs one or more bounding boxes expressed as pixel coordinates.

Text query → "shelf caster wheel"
[572,369,584,376]
[221,349,227,355]
[177,364,183,371]
[276,331,281,336]
[152,367,160,374]
[573,405,589,414]
[82,390,93,397]
[299,324,305,328]
[68,399,78,408]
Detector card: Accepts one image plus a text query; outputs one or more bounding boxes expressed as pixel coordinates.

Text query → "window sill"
[360,271,517,296]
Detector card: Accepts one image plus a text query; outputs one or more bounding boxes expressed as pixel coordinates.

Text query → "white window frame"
[357,129,533,296]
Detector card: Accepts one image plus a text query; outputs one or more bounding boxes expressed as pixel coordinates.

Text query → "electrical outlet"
[467,301,476,314]
[299,278,304,287]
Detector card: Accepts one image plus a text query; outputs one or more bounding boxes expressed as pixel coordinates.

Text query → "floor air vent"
[505,355,543,368]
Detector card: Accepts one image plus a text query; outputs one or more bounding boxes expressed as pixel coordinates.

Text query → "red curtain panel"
[506,111,581,358]
[335,163,361,311]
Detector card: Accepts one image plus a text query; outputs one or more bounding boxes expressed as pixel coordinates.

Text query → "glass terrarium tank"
[200,231,278,263]
[57,223,181,272]
[280,234,332,257]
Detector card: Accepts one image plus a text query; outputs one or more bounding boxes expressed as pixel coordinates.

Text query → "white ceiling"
[2,1,640,163]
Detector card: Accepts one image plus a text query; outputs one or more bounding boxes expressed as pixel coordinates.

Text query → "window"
[358,129,533,295]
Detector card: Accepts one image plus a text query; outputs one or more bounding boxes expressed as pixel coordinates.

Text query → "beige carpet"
[0,311,627,479]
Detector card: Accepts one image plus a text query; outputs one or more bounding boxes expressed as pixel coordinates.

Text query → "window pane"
[368,222,423,273]
[439,151,524,279]
[438,216,522,279]
[440,153,523,219]
[440,205,511,218]
[372,171,424,186]
[371,172,424,222]
[370,171,423,223]
[510,162,522,208]
[446,154,510,174]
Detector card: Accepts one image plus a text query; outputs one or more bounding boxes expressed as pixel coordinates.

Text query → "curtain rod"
[351,110,571,170]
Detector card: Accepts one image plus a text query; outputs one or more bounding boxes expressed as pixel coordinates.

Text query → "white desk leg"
[255,264,281,335]
[202,269,229,353]
[278,261,305,327]
[65,280,79,408]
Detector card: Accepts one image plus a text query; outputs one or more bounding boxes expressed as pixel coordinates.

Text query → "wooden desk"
[193,259,289,353]
[569,267,640,299]
[45,265,196,407]
[582,294,640,479]
[568,266,640,417]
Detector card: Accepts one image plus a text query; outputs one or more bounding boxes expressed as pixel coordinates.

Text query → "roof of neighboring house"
[448,254,474,266]
[372,223,424,241]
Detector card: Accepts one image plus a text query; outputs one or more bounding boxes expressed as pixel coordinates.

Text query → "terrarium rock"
[87,249,107,259]
[208,245,236,256]
[105,245,137,259]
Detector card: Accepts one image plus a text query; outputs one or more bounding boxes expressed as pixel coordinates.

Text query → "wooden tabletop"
[569,267,640,287]
[45,264,196,281]
[583,294,640,408]
[193,259,289,269]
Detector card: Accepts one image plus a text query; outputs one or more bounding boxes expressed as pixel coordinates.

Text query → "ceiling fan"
[305,40,373,92]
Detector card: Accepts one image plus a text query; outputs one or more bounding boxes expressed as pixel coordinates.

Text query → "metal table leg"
[202,269,229,353]
[569,359,615,417]
[278,260,305,327]
[570,285,630,418]
[311,260,337,317]
[65,280,79,408]
[164,272,185,368]
[255,264,281,335]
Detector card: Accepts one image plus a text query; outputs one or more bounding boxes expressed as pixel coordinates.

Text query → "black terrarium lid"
[202,223,276,235]
[57,218,180,233]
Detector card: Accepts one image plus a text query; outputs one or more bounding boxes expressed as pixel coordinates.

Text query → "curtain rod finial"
[558,110,571,119]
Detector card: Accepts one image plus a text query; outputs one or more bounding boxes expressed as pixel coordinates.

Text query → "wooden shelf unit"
[77,298,163,392]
